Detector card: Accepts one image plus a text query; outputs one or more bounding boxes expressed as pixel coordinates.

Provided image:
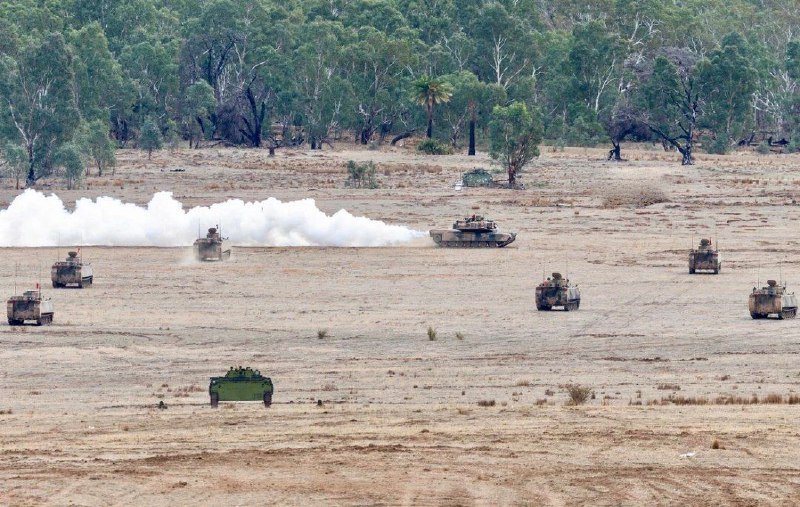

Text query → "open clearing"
[2,145,800,505]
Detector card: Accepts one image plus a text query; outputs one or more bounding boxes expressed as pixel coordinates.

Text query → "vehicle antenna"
[14,262,18,296]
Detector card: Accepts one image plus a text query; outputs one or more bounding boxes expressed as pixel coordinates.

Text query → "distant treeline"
[1,0,799,185]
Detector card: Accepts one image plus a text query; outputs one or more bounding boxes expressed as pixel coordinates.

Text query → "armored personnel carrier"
[209,366,273,407]
[194,227,231,261]
[535,272,581,311]
[7,287,54,325]
[429,215,516,248]
[749,280,797,319]
[689,238,720,274]
[51,251,93,288]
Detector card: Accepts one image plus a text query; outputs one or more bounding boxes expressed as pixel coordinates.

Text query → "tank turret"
[429,215,516,248]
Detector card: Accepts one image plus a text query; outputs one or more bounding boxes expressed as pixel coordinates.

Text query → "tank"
[7,288,54,325]
[209,366,273,407]
[194,227,231,261]
[749,280,797,319]
[689,238,720,274]
[51,251,93,288]
[535,272,581,311]
[429,215,516,248]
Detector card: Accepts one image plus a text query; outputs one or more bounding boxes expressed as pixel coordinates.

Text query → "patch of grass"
[477,399,496,407]
[515,380,531,387]
[317,329,328,339]
[345,160,378,189]
[657,383,681,391]
[455,332,464,340]
[427,326,437,341]
[565,384,592,406]
[544,388,555,396]
[321,383,337,392]
[602,185,669,208]
[0,409,12,415]
[711,439,720,450]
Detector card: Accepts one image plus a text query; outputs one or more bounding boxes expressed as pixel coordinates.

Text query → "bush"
[756,141,771,155]
[602,185,669,208]
[565,384,592,405]
[427,326,437,341]
[416,138,453,155]
[705,136,730,155]
[345,160,378,189]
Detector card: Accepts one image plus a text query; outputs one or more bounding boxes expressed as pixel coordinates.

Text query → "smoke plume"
[0,190,424,247]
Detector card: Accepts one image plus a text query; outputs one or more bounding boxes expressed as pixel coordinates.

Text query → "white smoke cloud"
[0,190,425,247]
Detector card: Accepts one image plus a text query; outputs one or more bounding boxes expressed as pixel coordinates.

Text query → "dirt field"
[2,144,800,505]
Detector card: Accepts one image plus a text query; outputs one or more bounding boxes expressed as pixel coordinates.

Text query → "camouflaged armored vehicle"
[7,288,54,325]
[536,272,581,311]
[689,238,720,274]
[429,215,516,248]
[51,251,93,288]
[194,227,230,261]
[749,280,797,319]
[209,366,273,407]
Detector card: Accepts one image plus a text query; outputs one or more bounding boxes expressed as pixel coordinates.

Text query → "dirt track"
[2,145,800,505]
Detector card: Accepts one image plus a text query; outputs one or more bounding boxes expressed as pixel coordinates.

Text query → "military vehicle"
[749,280,797,319]
[535,272,581,311]
[209,366,273,407]
[7,287,54,325]
[689,238,720,274]
[429,215,516,248]
[194,227,231,261]
[51,251,93,288]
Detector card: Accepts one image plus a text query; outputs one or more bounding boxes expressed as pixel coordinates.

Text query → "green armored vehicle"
[749,280,797,319]
[429,215,517,248]
[52,251,93,288]
[7,288,54,325]
[689,238,720,274]
[535,272,581,311]
[194,227,231,261]
[209,366,273,407]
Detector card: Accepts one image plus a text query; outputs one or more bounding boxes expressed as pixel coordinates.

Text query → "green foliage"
[488,102,543,187]
[76,120,116,176]
[54,143,84,189]
[756,141,771,155]
[416,139,452,155]
[412,75,454,138]
[345,160,378,189]
[1,143,27,189]
[139,118,163,159]
[705,136,731,155]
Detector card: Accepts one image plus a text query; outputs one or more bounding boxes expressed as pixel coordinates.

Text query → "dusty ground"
[2,144,800,505]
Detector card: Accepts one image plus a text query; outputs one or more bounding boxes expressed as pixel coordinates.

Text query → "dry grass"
[317,329,328,339]
[455,332,464,340]
[656,383,681,391]
[515,380,531,387]
[477,399,496,407]
[601,185,669,208]
[655,393,793,405]
[0,408,12,415]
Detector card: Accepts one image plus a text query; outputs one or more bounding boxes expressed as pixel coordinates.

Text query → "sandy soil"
[2,144,800,505]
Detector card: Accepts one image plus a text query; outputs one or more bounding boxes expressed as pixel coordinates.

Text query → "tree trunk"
[508,164,516,188]
[426,105,433,138]
[680,146,693,165]
[608,141,622,161]
[25,144,35,187]
[468,119,476,156]
[390,130,415,145]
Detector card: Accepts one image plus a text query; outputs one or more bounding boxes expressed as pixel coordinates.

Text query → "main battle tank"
[51,251,93,288]
[7,288,54,325]
[535,272,581,311]
[209,366,273,407]
[429,215,516,248]
[194,227,231,261]
[749,280,797,319]
[689,238,720,274]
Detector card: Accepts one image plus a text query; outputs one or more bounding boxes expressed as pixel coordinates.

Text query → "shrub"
[756,141,771,155]
[427,326,437,341]
[416,138,453,155]
[705,136,730,155]
[565,384,592,405]
[477,399,496,407]
[317,329,328,339]
[455,332,464,340]
[345,160,378,188]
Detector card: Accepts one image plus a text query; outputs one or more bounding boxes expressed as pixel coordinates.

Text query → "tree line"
[1,0,799,187]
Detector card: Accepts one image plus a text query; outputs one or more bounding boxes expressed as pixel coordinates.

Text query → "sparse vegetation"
[455,332,464,340]
[565,384,592,405]
[317,329,328,339]
[602,185,669,208]
[427,326,437,341]
[416,139,453,155]
[657,383,681,391]
[345,160,378,189]
[477,399,496,407]
[756,141,771,155]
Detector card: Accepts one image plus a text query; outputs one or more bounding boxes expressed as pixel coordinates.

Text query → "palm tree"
[412,75,454,138]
